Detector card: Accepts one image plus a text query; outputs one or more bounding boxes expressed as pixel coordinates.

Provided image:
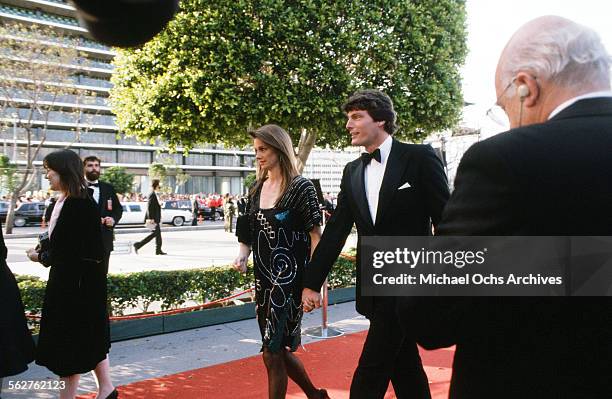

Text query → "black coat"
[398,98,612,398]
[0,220,35,377]
[146,191,161,223]
[36,196,107,377]
[94,181,123,253]
[304,139,450,317]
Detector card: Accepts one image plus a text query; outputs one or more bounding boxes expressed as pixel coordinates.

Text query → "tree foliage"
[100,166,134,194]
[110,0,467,162]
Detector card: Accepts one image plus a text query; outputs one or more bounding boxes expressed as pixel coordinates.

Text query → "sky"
[462,0,612,107]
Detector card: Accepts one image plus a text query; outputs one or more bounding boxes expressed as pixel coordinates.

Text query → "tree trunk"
[4,190,19,234]
[295,129,317,174]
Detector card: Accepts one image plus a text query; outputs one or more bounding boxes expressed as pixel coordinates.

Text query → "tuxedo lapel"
[375,140,410,227]
[350,160,374,230]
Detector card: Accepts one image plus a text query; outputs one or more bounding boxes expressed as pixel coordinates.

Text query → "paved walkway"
[1,302,368,399]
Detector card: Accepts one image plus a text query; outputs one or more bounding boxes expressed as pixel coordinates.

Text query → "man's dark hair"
[83,155,101,165]
[342,90,398,135]
[152,179,160,190]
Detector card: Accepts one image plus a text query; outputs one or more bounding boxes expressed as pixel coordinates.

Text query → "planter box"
[109,286,355,342]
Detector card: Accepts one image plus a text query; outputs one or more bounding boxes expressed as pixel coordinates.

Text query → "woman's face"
[253,138,279,171]
[44,167,62,192]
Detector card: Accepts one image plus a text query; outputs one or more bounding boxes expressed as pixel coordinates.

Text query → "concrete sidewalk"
[1,301,366,399]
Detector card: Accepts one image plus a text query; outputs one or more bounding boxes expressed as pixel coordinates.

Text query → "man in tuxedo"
[398,16,612,398]
[133,179,166,255]
[302,90,450,398]
[84,155,123,274]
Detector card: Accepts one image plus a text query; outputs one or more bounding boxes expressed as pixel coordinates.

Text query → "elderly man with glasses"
[398,15,612,399]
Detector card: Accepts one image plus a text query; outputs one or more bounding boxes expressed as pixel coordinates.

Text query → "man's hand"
[103,217,115,227]
[302,288,322,313]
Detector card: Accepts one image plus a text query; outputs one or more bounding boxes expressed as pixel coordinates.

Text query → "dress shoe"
[317,389,330,399]
[133,244,139,254]
[156,251,167,255]
[104,389,118,399]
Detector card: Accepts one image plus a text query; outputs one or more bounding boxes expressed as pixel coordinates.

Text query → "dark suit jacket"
[146,191,161,223]
[398,98,612,398]
[304,139,450,317]
[95,181,122,254]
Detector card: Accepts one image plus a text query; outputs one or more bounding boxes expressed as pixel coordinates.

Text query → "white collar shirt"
[364,135,393,225]
[87,180,100,203]
[548,91,612,120]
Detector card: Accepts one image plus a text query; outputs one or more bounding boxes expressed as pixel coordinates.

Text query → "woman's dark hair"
[342,89,398,135]
[43,149,88,198]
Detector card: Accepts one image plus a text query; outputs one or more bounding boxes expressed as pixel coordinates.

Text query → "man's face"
[346,109,385,149]
[85,161,101,181]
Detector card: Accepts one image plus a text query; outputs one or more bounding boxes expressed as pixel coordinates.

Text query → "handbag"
[144,219,157,231]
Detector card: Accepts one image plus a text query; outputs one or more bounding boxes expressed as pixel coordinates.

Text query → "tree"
[148,163,167,191]
[100,166,134,194]
[0,23,99,233]
[110,0,467,172]
[244,172,256,192]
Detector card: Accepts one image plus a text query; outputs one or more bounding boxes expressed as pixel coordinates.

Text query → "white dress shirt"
[548,91,612,120]
[87,180,100,204]
[364,135,393,225]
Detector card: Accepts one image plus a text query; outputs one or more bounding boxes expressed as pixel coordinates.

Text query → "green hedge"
[17,257,356,316]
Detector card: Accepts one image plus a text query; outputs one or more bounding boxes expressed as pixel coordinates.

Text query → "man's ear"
[515,72,539,107]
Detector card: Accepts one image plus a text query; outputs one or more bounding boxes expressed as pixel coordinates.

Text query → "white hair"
[501,19,611,89]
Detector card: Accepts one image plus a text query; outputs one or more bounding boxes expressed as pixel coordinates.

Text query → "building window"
[80,149,117,163]
[216,154,240,167]
[118,150,150,164]
[185,153,213,166]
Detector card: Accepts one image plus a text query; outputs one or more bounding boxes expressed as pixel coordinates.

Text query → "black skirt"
[0,260,35,377]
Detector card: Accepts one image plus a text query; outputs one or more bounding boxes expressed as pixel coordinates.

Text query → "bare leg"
[59,375,80,399]
[93,355,115,399]
[283,351,325,398]
[262,349,288,399]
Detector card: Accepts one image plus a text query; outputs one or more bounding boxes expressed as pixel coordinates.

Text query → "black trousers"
[135,223,162,252]
[350,299,431,399]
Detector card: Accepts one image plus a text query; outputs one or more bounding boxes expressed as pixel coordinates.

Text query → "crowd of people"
[1,14,612,399]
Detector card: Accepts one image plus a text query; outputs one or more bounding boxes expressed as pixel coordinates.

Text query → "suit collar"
[351,158,373,230]
[550,97,612,122]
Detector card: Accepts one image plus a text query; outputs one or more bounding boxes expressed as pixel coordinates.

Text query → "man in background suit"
[398,16,612,398]
[84,155,123,274]
[302,90,450,398]
[133,179,166,255]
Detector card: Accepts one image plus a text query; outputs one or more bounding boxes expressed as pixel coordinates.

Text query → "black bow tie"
[88,182,99,188]
[361,148,381,165]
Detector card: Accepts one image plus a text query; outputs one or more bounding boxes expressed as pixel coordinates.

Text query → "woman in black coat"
[0,219,35,389]
[26,149,117,399]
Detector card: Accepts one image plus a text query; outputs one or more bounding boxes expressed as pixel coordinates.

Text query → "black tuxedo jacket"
[95,181,123,254]
[146,191,161,223]
[398,98,612,398]
[304,139,450,317]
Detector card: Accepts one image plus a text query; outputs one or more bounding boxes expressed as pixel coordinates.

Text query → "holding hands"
[301,288,322,313]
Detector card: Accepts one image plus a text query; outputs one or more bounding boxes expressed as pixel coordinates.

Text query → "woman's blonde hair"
[249,124,299,202]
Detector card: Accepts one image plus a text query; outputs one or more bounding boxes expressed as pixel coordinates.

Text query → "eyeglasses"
[485,77,517,128]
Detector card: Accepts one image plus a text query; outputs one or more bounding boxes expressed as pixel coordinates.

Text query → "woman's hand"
[26,248,39,262]
[233,243,251,273]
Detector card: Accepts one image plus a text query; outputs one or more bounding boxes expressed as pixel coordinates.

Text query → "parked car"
[0,201,46,227]
[196,202,223,221]
[117,201,193,227]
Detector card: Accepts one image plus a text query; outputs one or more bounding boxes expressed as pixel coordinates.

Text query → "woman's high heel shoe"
[104,389,118,399]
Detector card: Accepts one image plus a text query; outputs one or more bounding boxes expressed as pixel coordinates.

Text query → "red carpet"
[79,331,454,399]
